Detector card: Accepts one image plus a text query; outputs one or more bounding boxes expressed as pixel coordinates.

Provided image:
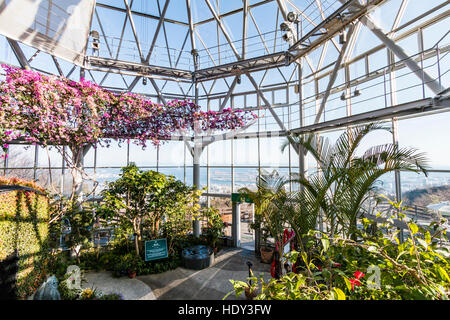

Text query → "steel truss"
[2,0,450,220]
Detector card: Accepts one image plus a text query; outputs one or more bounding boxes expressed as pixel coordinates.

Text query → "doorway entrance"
[239,202,255,251]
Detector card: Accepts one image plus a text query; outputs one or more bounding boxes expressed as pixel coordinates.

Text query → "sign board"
[231,193,253,203]
[145,238,168,261]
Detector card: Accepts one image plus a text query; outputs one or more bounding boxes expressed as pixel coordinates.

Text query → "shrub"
[227,200,450,300]
[0,177,51,299]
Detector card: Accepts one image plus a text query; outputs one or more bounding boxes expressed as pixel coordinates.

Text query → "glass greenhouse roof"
[0,0,449,202]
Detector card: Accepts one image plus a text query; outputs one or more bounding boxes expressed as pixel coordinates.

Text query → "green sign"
[231,193,253,204]
[145,238,168,261]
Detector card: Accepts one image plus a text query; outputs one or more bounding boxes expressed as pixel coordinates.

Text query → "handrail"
[0,184,46,196]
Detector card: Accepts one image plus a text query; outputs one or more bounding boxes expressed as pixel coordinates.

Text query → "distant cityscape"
[92,167,450,199]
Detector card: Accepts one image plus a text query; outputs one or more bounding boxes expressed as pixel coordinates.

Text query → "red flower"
[349,278,361,290]
[349,271,365,291]
[317,265,322,271]
[332,262,341,268]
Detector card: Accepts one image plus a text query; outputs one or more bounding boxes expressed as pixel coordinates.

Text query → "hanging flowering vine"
[0,65,257,200]
[0,64,256,155]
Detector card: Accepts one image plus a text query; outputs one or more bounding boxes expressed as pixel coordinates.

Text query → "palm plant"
[238,170,290,275]
[239,170,288,246]
[282,123,429,240]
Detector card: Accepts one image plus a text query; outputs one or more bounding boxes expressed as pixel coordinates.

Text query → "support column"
[388,49,404,242]
[232,201,241,247]
[192,48,201,238]
[192,148,201,237]
[297,56,306,183]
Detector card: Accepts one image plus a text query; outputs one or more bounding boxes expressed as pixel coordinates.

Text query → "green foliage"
[202,207,225,248]
[0,177,51,299]
[97,163,201,255]
[227,200,450,300]
[239,170,289,249]
[63,201,94,262]
[283,123,429,240]
[111,251,180,277]
[98,292,124,300]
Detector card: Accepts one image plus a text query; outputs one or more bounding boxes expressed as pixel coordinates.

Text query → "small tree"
[98,163,200,256]
[63,200,94,263]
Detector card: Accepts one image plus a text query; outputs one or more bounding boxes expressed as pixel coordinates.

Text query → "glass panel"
[233,167,259,192]
[209,167,231,194]
[401,171,450,222]
[6,145,35,168]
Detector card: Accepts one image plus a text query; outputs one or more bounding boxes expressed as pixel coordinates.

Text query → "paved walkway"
[39,248,271,300]
[82,271,157,300]
[138,248,271,300]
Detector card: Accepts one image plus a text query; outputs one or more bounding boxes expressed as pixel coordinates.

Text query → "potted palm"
[259,227,274,264]
[239,170,288,268]
[281,123,428,241]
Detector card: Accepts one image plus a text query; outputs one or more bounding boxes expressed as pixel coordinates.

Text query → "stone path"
[33,248,271,300]
[138,248,271,300]
[82,271,156,300]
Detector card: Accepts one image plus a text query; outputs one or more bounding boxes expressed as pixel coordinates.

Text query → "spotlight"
[282,32,293,43]
[90,30,100,41]
[280,21,292,32]
[142,77,147,85]
[340,92,346,101]
[237,75,241,84]
[287,12,298,23]
[90,30,100,56]
[354,87,361,97]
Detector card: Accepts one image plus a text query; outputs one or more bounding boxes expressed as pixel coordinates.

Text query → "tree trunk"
[133,218,140,256]
[70,145,90,206]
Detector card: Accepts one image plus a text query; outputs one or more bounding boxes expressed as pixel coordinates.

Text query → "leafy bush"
[57,272,82,300]
[99,292,124,300]
[97,164,202,256]
[202,207,225,249]
[227,200,450,300]
[0,177,51,299]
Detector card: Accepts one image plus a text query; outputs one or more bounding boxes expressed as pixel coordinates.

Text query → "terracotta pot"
[260,246,274,264]
[128,271,136,279]
[245,287,257,300]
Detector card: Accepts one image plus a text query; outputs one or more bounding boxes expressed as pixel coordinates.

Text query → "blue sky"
[0,0,449,172]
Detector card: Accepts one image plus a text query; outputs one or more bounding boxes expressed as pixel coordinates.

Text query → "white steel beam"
[314,23,355,124]
[123,0,145,62]
[339,0,445,94]
[145,0,171,63]
[204,0,241,60]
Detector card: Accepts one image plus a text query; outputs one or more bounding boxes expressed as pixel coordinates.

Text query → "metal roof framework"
[2,0,450,216]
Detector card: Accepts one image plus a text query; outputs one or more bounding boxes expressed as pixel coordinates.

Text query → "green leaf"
[321,238,330,252]
[425,231,431,244]
[301,252,308,265]
[332,288,346,300]
[410,223,418,235]
[416,238,428,250]
[343,277,352,292]
[436,266,450,283]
